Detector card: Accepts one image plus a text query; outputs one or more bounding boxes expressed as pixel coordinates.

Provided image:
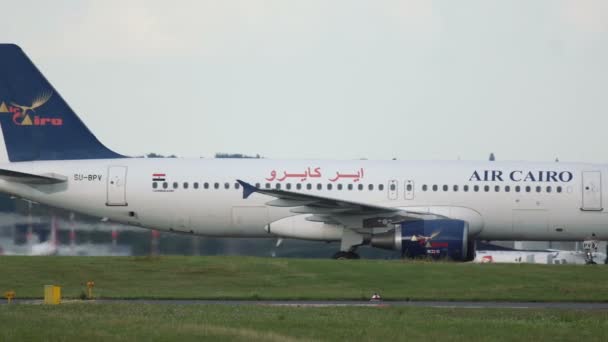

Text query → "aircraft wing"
[236,180,440,227]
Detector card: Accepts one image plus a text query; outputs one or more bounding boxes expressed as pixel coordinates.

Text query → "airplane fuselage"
[1,158,606,242]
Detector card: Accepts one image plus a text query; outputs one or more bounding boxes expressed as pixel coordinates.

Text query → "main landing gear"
[332,251,360,260]
[332,228,365,259]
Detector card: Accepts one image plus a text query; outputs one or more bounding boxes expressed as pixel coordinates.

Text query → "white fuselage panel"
[0,159,606,241]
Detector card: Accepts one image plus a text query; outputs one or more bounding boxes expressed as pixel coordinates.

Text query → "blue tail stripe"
[0,44,125,161]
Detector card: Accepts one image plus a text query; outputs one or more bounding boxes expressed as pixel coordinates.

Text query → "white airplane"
[0,44,606,260]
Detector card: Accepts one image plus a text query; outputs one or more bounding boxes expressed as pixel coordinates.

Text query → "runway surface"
[4,299,608,309]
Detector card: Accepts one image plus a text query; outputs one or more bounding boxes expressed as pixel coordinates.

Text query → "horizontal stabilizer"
[0,169,67,184]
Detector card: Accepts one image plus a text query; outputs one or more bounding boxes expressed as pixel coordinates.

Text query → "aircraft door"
[106,166,128,206]
[405,180,414,200]
[581,171,602,211]
[388,180,398,200]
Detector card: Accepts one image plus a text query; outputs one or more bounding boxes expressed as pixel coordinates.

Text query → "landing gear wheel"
[332,251,360,260]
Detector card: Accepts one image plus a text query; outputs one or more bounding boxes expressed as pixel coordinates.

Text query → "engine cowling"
[371,219,475,261]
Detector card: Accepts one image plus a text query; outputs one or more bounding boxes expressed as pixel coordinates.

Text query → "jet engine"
[371,219,475,261]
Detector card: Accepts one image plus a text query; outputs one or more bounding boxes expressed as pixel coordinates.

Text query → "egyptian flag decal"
[152,173,166,182]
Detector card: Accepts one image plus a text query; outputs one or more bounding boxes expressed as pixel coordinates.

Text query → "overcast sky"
[1,0,607,162]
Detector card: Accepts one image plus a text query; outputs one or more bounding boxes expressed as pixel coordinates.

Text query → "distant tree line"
[145,153,177,158]
[138,152,264,159]
[215,153,263,159]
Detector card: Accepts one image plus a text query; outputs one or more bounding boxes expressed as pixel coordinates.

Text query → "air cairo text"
[469,170,573,183]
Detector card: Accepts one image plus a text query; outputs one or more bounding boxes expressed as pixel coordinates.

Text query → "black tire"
[332,251,360,260]
[347,251,360,259]
[465,239,476,262]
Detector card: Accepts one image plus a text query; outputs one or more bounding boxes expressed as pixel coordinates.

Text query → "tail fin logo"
[0,91,63,126]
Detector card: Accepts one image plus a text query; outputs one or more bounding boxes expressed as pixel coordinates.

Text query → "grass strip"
[1,304,607,341]
[0,256,606,302]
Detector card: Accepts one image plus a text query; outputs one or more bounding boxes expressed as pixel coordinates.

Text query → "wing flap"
[289,206,352,214]
[265,199,317,207]
[0,169,67,184]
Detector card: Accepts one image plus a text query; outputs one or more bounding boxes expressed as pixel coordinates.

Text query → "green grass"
[0,304,607,341]
[0,256,607,301]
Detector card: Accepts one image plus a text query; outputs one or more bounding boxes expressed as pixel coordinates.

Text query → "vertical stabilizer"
[0,44,124,162]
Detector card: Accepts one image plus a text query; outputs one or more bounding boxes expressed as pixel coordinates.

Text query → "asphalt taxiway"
[4,299,608,309]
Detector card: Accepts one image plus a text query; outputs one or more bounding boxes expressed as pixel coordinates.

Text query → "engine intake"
[371,219,475,261]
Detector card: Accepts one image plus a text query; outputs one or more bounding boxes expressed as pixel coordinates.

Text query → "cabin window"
[163,182,168,189]
[224,182,230,189]
[484,185,490,192]
[276,183,281,190]
[463,185,469,192]
[265,183,271,189]
[358,184,364,191]
[152,182,158,189]
[422,184,428,191]
[173,182,179,189]
[348,184,354,191]
[453,185,459,192]
[390,184,396,191]
[494,185,500,192]
[337,184,343,191]
[234,183,240,190]
[432,185,438,192]
[407,184,413,191]
[369,184,374,191]
[183,182,189,189]
[204,182,209,189]
[515,185,521,192]
[255,183,260,188]
[536,186,541,193]
[442,185,448,192]
[525,186,531,193]
[214,183,220,189]
[315,183,321,190]
[286,183,292,190]
[557,186,563,193]
[194,182,199,189]
[378,184,384,191]
[296,183,302,190]
[546,186,552,193]
[327,184,333,190]
[307,184,312,190]
[505,185,510,192]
